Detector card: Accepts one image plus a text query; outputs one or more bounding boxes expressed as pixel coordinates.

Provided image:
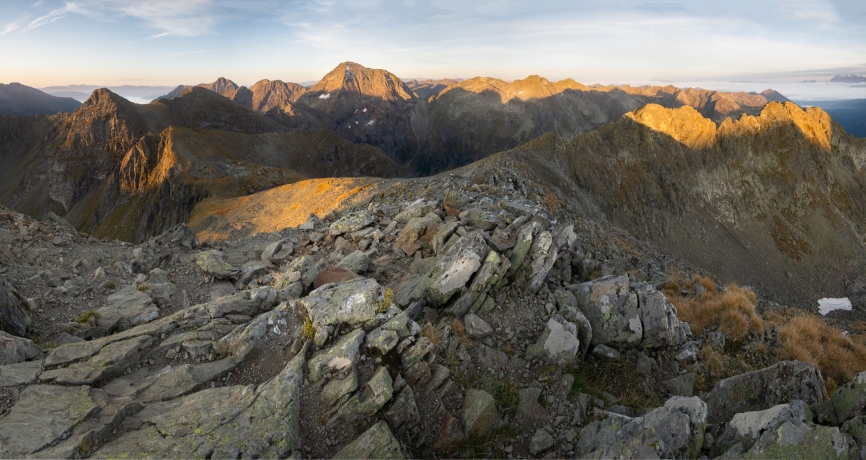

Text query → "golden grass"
[420,324,441,347]
[777,314,866,389]
[75,310,99,326]
[667,276,763,340]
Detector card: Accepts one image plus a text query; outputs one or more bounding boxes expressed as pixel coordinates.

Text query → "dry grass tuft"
[667,281,763,340]
[451,318,466,337]
[75,310,99,326]
[777,314,866,386]
[420,323,441,347]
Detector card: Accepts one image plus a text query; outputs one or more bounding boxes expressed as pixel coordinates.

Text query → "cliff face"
[469,102,866,307]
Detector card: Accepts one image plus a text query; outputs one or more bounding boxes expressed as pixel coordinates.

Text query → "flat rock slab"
[0,359,43,387]
[195,250,238,279]
[97,286,159,331]
[299,278,386,346]
[102,360,236,404]
[333,420,404,459]
[0,385,99,458]
[40,335,153,385]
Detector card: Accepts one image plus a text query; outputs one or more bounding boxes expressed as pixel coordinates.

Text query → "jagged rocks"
[205,286,277,318]
[0,275,30,337]
[322,367,358,406]
[385,386,421,434]
[526,315,581,365]
[96,286,159,331]
[336,249,371,273]
[713,400,812,455]
[740,422,851,459]
[813,371,866,426]
[462,389,500,437]
[333,420,404,459]
[427,230,489,306]
[329,210,375,236]
[101,360,235,404]
[529,428,555,456]
[577,396,708,459]
[704,361,828,425]
[395,212,441,248]
[194,250,238,279]
[636,283,689,348]
[40,335,153,385]
[307,328,364,382]
[0,330,41,365]
[329,366,393,427]
[446,249,510,316]
[573,275,642,347]
[299,278,389,347]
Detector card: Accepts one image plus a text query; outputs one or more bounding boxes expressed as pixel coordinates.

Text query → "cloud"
[1,23,21,35]
[19,6,69,33]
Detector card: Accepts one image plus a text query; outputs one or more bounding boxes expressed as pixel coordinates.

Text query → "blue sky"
[1,0,864,88]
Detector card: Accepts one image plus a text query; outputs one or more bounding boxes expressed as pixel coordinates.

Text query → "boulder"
[529,428,555,456]
[394,199,433,223]
[40,335,153,385]
[195,250,237,279]
[714,400,811,455]
[663,372,695,397]
[572,275,642,347]
[636,283,689,348]
[329,210,375,236]
[577,396,707,459]
[385,386,421,433]
[0,275,29,337]
[464,313,493,339]
[312,266,359,289]
[336,250,371,274]
[395,213,441,247]
[431,221,458,255]
[526,315,580,364]
[704,361,828,425]
[284,255,320,290]
[322,367,358,406]
[260,239,291,263]
[446,249,510,316]
[205,286,277,319]
[517,387,548,423]
[333,420,404,459]
[366,328,399,354]
[0,330,41,365]
[238,260,271,285]
[462,389,500,437]
[299,278,389,347]
[433,413,465,453]
[426,230,490,306]
[0,359,43,386]
[743,422,850,459]
[96,286,159,332]
[813,370,866,425]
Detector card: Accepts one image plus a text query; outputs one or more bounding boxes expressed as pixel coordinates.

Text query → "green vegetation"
[75,310,99,326]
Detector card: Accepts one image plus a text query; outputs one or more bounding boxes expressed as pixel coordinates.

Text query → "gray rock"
[385,386,421,432]
[426,230,490,306]
[396,213,442,247]
[714,400,811,455]
[813,370,866,425]
[0,385,100,458]
[334,420,404,459]
[96,285,159,331]
[330,210,375,236]
[577,396,707,459]
[336,250,371,273]
[213,309,290,360]
[506,221,541,278]
[433,413,465,453]
[153,223,199,248]
[238,260,271,285]
[431,221,459,255]
[636,283,689,348]
[322,367,358,406]
[40,335,153,385]
[530,428,555,456]
[284,255,319,290]
[366,328,400,354]
[210,281,236,300]
[195,250,238,279]
[527,315,580,365]
[743,421,850,459]
[573,275,643,347]
[464,313,492,339]
[0,330,41,365]
[663,372,695,397]
[299,278,388,347]
[705,361,828,425]
[462,389,500,437]
[261,239,291,263]
[0,275,30,336]
[394,199,433,223]
[0,359,43,386]
[517,387,548,423]
[636,352,654,376]
[447,249,511,317]
[307,328,364,382]
[205,286,277,319]
[329,366,393,427]
[476,344,509,371]
[590,344,621,361]
[146,282,179,308]
[101,360,235,404]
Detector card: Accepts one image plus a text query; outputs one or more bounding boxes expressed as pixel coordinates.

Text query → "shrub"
[666,278,763,340]
[75,310,99,326]
[777,314,866,389]
[302,315,315,340]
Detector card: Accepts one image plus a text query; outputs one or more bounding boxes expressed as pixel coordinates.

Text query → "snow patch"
[366,119,375,126]
[363,107,367,112]
[319,93,330,99]
[818,298,852,315]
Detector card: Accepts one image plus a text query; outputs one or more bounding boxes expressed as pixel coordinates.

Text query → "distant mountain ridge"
[830,74,866,83]
[0,83,81,116]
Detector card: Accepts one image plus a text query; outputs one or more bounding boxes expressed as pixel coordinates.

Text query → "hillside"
[0,82,81,116]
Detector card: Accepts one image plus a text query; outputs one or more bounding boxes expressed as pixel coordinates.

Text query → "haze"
[1,0,865,94]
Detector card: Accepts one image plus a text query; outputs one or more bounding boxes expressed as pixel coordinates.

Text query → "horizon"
[1,0,865,94]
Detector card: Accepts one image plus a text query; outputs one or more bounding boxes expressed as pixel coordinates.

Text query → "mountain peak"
[309,62,414,101]
[202,77,240,94]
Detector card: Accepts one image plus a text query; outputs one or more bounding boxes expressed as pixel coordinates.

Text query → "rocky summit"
[2,61,866,460]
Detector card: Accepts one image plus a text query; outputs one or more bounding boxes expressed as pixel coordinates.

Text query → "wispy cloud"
[168,49,212,56]
[20,6,70,33]
[1,23,21,35]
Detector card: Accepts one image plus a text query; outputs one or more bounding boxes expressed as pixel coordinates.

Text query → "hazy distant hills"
[40,84,176,102]
[0,83,81,116]
[830,74,866,83]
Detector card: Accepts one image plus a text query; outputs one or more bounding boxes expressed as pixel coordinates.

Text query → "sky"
[1,0,865,92]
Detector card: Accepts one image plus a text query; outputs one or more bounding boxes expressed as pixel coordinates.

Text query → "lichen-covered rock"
[307,328,365,382]
[526,315,580,364]
[636,283,689,348]
[385,386,421,433]
[394,199,433,223]
[195,250,237,279]
[446,249,510,316]
[336,249,372,274]
[573,275,642,347]
[426,230,489,306]
[396,212,441,247]
[299,278,389,347]
[431,221,458,255]
[577,396,707,459]
[101,360,236,404]
[464,313,493,339]
[96,285,159,331]
[205,286,277,318]
[530,428,555,456]
[813,370,866,426]
[330,210,375,236]
[0,330,41,365]
[333,420,404,459]
[0,385,100,458]
[462,389,500,437]
[322,367,358,406]
[238,260,271,285]
[283,255,320,290]
[329,366,393,428]
[0,359,42,386]
[0,275,29,337]
[507,220,541,277]
[40,335,153,385]
[260,239,290,262]
[714,400,811,456]
[433,413,465,453]
[213,309,289,360]
[704,361,828,425]
[742,422,850,459]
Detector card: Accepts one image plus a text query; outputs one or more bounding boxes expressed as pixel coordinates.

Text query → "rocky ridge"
[1,170,862,459]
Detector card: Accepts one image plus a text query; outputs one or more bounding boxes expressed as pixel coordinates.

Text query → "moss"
[302,316,315,340]
[376,288,395,313]
[75,310,100,326]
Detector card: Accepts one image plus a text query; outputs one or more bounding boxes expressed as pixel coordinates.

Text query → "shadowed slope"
[0,83,81,116]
